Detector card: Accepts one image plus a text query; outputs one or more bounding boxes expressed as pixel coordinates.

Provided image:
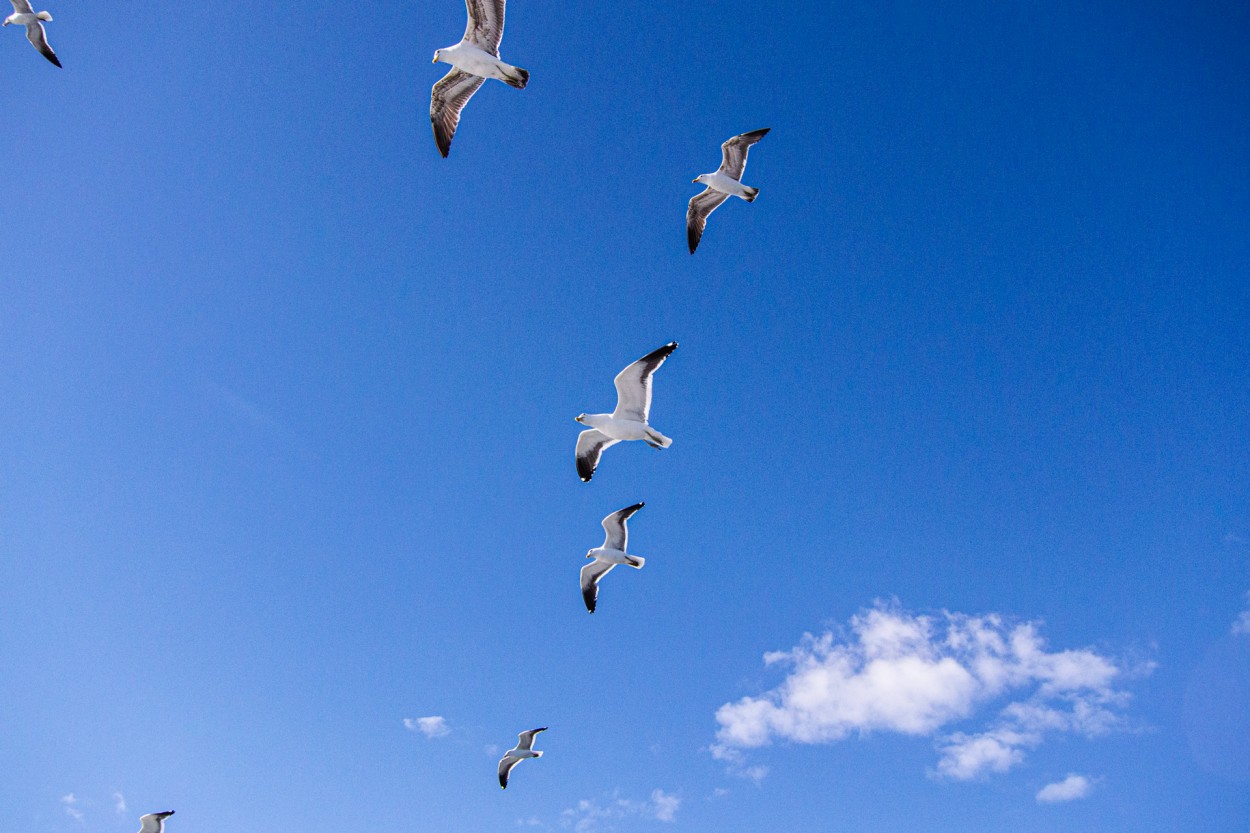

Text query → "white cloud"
[649,789,680,822]
[560,789,681,833]
[113,792,127,814]
[712,602,1144,781]
[1036,773,1094,803]
[60,794,84,823]
[1232,593,1250,636]
[403,716,451,738]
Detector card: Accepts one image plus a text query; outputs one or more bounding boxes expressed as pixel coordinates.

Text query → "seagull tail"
[743,186,760,203]
[503,66,529,89]
[625,555,645,569]
[644,428,672,449]
[37,10,52,20]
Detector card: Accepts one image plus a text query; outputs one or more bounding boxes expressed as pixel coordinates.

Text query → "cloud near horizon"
[1231,592,1250,636]
[60,794,83,822]
[403,715,451,738]
[712,602,1146,781]
[1036,773,1094,803]
[560,789,680,832]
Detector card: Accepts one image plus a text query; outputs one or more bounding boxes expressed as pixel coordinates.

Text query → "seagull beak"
[432,55,439,63]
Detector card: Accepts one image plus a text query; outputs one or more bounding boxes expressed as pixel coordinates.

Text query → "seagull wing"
[430,68,485,158]
[601,502,644,551]
[25,20,60,67]
[612,342,678,422]
[576,429,618,482]
[717,128,770,180]
[580,560,615,613]
[9,1,34,14]
[462,0,506,57]
[516,726,547,750]
[138,812,174,833]
[498,754,520,788]
[686,189,729,254]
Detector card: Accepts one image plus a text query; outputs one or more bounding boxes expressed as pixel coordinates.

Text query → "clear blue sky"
[2,1,1249,831]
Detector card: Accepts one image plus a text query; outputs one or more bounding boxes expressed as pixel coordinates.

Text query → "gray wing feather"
[580,560,615,613]
[9,0,34,14]
[576,429,618,482]
[498,755,519,788]
[25,21,59,67]
[601,502,644,551]
[463,0,506,56]
[686,189,729,254]
[612,342,678,422]
[717,128,770,180]
[517,727,547,749]
[430,68,485,158]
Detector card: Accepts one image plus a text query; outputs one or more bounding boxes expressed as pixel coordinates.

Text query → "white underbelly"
[444,45,508,81]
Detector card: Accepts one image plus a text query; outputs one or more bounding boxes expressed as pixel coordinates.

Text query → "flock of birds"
[7,0,770,255]
[11,0,773,823]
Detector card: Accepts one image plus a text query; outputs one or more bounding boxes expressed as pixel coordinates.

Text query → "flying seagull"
[498,727,546,789]
[137,812,175,833]
[686,128,770,253]
[430,0,529,157]
[575,342,678,482]
[4,0,60,67]
[581,502,646,614]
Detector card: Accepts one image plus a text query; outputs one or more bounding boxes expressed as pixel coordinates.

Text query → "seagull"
[430,0,529,157]
[575,342,678,482]
[4,0,61,67]
[580,503,646,614]
[498,727,546,789]
[137,811,175,833]
[686,128,771,253]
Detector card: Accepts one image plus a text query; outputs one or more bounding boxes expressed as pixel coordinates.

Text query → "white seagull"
[575,342,678,482]
[4,0,60,67]
[580,502,646,614]
[498,727,546,789]
[137,811,175,833]
[686,128,771,253]
[430,0,529,157]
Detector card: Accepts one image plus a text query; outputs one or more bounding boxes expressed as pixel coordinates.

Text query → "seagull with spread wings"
[686,128,771,253]
[4,0,61,67]
[498,727,546,789]
[580,503,646,614]
[137,812,175,833]
[430,0,529,157]
[575,342,678,482]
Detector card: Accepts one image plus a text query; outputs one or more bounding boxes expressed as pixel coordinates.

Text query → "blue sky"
[2,0,1249,831]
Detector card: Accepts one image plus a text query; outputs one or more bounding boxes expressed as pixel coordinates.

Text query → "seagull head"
[575,413,587,424]
[692,174,707,185]
[586,550,595,559]
[432,50,441,63]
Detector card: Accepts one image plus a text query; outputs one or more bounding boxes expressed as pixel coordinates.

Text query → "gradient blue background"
[2,1,1248,831]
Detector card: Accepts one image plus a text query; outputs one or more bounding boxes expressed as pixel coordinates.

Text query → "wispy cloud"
[403,716,451,738]
[1036,773,1094,803]
[712,601,1147,781]
[113,792,127,814]
[560,789,681,833]
[60,794,84,823]
[1232,592,1250,636]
